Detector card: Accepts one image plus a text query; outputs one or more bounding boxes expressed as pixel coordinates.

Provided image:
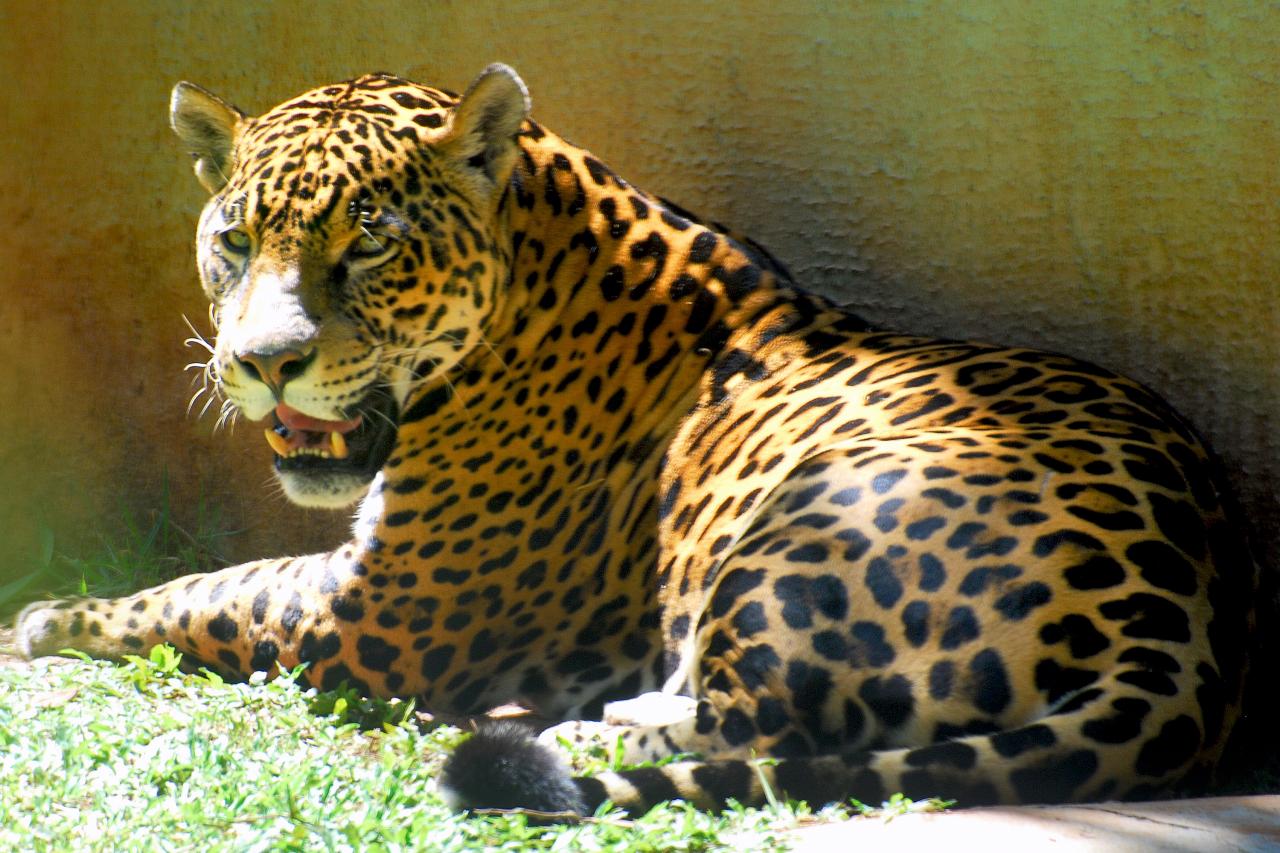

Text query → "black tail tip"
[439,720,587,817]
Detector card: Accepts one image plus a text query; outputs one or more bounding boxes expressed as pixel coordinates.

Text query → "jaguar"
[16,64,1253,816]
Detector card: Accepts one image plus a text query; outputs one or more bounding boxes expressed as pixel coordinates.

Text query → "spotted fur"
[17,65,1254,814]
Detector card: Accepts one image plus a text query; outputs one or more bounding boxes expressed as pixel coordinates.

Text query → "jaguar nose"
[235,347,317,396]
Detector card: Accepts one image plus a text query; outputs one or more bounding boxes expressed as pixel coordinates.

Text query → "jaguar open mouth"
[264,386,399,479]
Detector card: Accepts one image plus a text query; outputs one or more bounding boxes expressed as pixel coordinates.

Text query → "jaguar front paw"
[537,693,700,766]
[601,692,697,726]
[537,718,622,754]
[14,600,80,659]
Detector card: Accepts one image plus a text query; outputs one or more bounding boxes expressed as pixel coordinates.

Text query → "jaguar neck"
[473,126,844,423]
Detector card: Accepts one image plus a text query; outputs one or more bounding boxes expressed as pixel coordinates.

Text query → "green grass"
[0,645,934,852]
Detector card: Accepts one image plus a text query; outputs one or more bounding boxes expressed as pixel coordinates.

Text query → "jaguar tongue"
[266,404,363,460]
[275,404,363,434]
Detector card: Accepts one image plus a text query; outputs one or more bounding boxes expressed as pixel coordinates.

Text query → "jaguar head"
[170,65,530,507]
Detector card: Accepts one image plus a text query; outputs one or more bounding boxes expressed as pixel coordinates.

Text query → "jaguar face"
[171,68,530,507]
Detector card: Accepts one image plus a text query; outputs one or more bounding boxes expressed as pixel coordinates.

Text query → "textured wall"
[0,1,1275,589]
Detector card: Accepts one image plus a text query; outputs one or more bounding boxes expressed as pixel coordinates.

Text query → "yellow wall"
[0,1,1275,586]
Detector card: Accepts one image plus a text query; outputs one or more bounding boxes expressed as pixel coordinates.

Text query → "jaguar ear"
[170,82,246,194]
[442,64,531,188]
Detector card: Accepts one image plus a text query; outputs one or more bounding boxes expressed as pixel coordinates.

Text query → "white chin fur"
[277,469,372,508]
[352,473,386,543]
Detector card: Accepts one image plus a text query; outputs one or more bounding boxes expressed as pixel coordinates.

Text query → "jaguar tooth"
[264,428,291,457]
[331,431,349,459]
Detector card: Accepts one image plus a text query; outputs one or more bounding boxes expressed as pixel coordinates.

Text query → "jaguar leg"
[532,665,1220,814]
[15,544,395,694]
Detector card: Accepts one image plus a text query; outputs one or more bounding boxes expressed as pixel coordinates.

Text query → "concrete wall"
[0,1,1275,589]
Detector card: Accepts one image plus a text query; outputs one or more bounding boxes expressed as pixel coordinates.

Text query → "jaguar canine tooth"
[331,431,349,459]
[264,428,291,457]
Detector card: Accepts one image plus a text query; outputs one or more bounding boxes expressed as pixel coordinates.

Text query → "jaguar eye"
[349,231,394,259]
[219,227,252,255]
